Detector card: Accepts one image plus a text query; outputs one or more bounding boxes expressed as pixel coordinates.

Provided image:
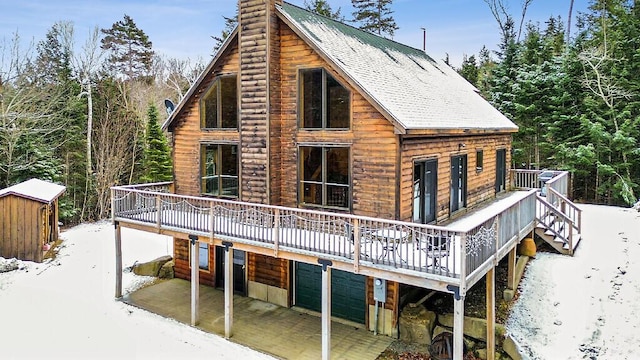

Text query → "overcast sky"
[0,0,590,68]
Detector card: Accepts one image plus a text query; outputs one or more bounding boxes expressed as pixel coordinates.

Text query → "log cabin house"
[111,1,582,358]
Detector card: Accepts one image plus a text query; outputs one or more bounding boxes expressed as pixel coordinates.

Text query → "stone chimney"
[238,0,282,205]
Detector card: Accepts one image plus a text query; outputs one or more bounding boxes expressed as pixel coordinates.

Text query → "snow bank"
[0,257,27,273]
[507,204,640,359]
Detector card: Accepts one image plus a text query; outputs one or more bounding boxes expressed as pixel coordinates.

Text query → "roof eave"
[403,126,519,137]
[162,27,239,131]
[0,188,66,203]
[276,6,407,135]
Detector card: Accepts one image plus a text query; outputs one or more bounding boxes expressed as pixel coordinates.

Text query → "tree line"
[1,0,637,228]
[0,16,199,223]
[458,0,639,206]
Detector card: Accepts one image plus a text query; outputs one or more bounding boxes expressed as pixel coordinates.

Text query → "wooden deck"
[111,182,538,360]
[111,183,536,294]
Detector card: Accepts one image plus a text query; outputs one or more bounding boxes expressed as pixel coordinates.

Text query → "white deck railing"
[111,184,536,289]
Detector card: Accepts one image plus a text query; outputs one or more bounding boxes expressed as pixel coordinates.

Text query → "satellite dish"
[164,99,175,116]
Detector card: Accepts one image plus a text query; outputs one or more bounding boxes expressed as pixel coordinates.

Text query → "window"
[299,146,350,209]
[189,242,210,271]
[201,75,238,129]
[198,242,209,270]
[476,150,484,171]
[299,68,350,129]
[413,160,438,224]
[201,144,238,198]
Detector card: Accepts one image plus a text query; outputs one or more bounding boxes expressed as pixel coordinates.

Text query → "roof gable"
[162,28,239,131]
[0,179,66,203]
[277,3,517,133]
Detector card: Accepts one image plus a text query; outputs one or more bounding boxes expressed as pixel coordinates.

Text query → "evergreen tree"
[458,54,479,86]
[141,104,173,183]
[476,46,496,97]
[574,0,639,204]
[351,0,399,37]
[305,0,343,20]
[213,8,238,53]
[101,15,154,81]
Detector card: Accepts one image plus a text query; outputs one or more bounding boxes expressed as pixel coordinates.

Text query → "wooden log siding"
[400,135,512,223]
[173,238,215,287]
[248,253,289,290]
[269,2,282,206]
[171,41,240,197]
[238,0,282,205]
[278,25,398,219]
[366,278,399,325]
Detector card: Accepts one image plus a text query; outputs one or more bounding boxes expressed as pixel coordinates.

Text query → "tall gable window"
[201,75,238,129]
[299,68,350,129]
[300,146,350,209]
[201,144,238,198]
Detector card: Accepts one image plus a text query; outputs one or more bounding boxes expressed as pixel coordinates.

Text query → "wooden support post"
[452,287,465,360]
[353,219,360,273]
[190,235,199,326]
[319,259,332,360]
[507,247,516,290]
[486,268,496,360]
[224,241,234,339]
[115,221,122,299]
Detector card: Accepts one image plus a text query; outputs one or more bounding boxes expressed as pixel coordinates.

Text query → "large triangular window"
[201,75,238,129]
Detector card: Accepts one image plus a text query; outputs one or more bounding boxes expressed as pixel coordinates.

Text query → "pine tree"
[101,15,154,81]
[458,54,479,86]
[304,0,343,20]
[141,104,173,183]
[351,0,398,38]
[213,8,238,54]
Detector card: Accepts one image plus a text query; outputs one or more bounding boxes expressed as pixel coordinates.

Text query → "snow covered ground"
[2,204,638,359]
[0,221,274,360]
[507,204,640,359]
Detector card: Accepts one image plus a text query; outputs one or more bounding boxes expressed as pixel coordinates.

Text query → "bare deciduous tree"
[73,26,104,220]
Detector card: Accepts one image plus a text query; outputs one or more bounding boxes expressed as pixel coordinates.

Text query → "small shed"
[0,179,66,262]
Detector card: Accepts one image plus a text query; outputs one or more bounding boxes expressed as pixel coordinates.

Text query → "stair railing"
[547,187,582,235]
[536,194,574,253]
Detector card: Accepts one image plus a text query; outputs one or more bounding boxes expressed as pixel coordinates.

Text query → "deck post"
[486,268,496,360]
[453,291,465,359]
[224,241,234,339]
[507,247,516,290]
[189,235,200,326]
[115,221,122,299]
[156,195,162,230]
[353,219,360,273]
[319,259,332,360]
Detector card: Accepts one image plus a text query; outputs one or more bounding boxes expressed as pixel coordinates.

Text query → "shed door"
[294,262,366,324]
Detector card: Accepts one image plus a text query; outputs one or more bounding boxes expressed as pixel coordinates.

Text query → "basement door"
[215,246,246,295]
[294,262,366,324]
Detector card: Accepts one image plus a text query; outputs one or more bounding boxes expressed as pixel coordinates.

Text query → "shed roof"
[277,3,517,133]
[0,179,66,203]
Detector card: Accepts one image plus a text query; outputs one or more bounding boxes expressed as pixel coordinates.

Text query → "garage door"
[294,262,366,324]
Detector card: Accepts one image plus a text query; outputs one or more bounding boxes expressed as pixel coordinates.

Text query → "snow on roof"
[278,3,518,132]
[0,178,66,203]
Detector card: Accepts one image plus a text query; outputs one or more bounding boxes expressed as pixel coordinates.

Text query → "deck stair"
[534,188,582,256]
